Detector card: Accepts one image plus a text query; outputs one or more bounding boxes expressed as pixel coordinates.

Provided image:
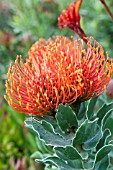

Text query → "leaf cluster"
[25,96,113,170]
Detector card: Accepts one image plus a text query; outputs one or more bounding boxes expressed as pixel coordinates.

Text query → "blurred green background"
[0,0,113,169]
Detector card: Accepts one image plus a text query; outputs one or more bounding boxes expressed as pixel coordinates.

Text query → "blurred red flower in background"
[58,0,87,42]
[0,31,15,48]
[4,36,113,116]
[58,0,82,28]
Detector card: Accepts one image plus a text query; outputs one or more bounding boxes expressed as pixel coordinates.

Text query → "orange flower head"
[58,0,82,29]
[4,36,113,116]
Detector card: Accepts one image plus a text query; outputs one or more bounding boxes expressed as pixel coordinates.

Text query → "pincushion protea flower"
[58,0,87,42]
[4,36,113,116]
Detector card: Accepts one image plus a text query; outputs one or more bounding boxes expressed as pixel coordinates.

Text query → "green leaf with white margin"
[25,118,71,147]
[86,97,98,120]
[45,164,58,170]
[83,144,113,170]
[94,145,113,170]
[31,151,43,159]
[31,150,51,160]
[83,159,94,170]
[103,113,113,134]
[33,116,75,141]
[35,156,77,170]
[83,127,102,150]
[36,116,67,137]
[97,103,113,126]
[35,136,54,154]
[102,112,113,131]
[73,118,102,150]
[96,145,113,162]
[94,156,109,170]
[54,146,83,169]
[54,146,82,160]
[108,141,113,162]
[77,102,87,120]
[56,104,78,132]
[96,129,111,150]
[36,146,84,170]
[109,140,113,145]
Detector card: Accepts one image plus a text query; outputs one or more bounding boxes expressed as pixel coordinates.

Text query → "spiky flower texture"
[5,36,113,116]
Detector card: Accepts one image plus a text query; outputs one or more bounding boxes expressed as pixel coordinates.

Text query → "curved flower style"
[58,0,87,42]
[5,36,113,116]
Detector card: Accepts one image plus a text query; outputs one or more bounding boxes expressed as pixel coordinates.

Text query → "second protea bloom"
[5,36,113,116]
[58,0,87,42]
[58,0,82,28]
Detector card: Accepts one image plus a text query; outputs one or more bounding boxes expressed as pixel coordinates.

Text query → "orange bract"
[5,36,113,116]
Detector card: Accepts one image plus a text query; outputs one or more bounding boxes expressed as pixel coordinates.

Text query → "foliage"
[0,104,39,169]
[25,95,113,170]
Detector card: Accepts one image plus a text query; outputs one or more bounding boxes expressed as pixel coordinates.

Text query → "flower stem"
[100,0,113,20]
